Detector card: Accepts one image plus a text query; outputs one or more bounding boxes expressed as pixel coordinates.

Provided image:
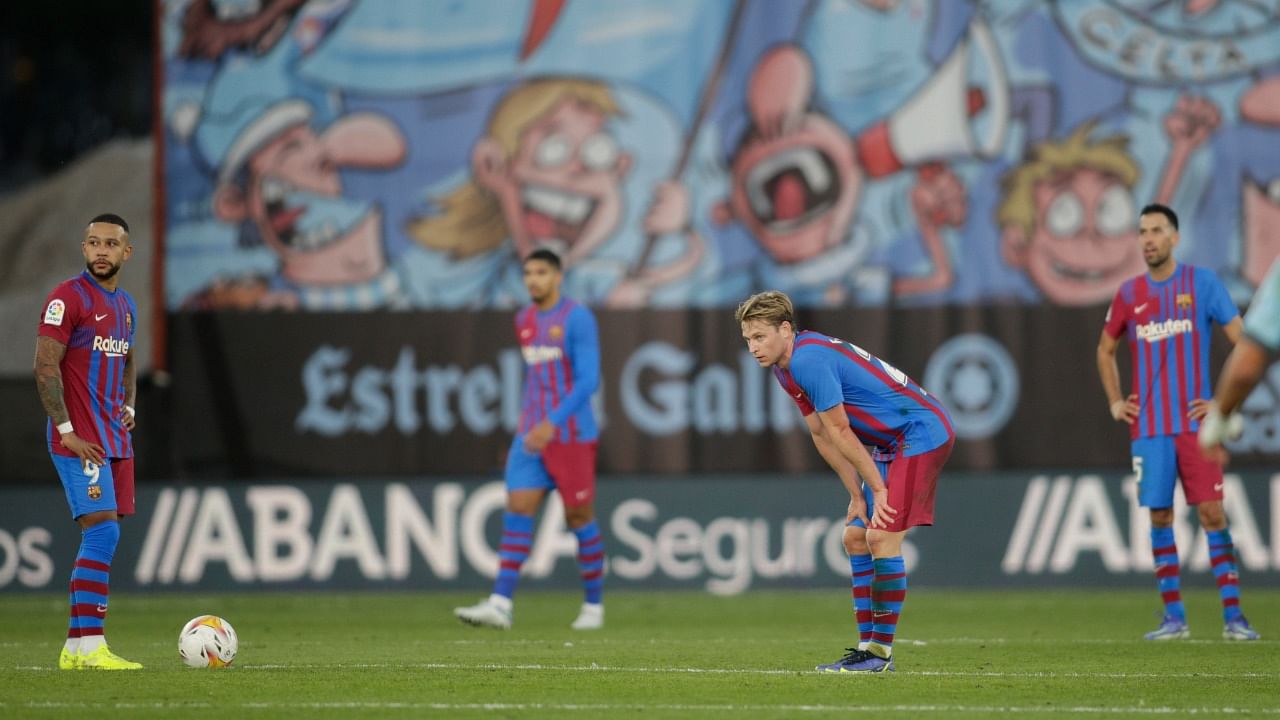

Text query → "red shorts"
[112,457,136,516]
[543,441,597,507]
[879,438,953,533]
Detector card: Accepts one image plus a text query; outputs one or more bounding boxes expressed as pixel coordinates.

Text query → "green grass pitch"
[1,589,1277,718]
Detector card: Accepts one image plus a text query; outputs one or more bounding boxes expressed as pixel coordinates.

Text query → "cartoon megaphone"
[855,19,1010,177]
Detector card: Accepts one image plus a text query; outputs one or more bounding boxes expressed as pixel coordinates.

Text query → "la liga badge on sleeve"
[43,299,65,326]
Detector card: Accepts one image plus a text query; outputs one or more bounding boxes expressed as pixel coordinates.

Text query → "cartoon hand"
[1164,95,1220,151]
[643,181,690,236]
[605,278,652,308]
[748,46,811,140]
[911,164,967,228]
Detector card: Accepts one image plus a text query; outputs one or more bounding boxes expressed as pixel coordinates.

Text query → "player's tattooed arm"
[122,347,137,430]
[33,336,70,425]
[34,335,106,466]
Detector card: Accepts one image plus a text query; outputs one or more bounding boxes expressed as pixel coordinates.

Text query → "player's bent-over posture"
[737,290,954,673]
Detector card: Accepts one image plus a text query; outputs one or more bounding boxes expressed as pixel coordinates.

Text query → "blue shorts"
[505,435,598,506]
[1132,433,1224,508]
[51,454,117,519]
[847,460,890,530]
[506,435,556,493]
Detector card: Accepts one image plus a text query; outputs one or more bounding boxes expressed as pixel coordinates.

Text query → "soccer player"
[1096,203,1259,641]
[1200,257,1280,462]
[454,249,605,630]
[34,214,143,669]
[737,290,954,673]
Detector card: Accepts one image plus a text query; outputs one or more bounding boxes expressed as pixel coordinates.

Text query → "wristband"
[1198,406,1244,448]
[124,404,135,418]
[56,421,74,436]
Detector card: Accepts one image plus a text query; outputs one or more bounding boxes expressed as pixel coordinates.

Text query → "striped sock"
[72,521,119,653]
[849,553,874,647]
[573,521,605,605]
[1207,528,1243,622]
[868,556,906,659]
[1150,527,1185,621]
[63,582,80,654]
[492,512,534,600]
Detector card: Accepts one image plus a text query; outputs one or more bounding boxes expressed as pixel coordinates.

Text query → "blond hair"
[408,78,622,259]
[996,122,1140,238]
[735,290,795,328]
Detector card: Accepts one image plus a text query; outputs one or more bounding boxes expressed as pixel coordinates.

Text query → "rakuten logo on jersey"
[521,345,563,364]
[92,336,130,357]
[1135,318,1192,342]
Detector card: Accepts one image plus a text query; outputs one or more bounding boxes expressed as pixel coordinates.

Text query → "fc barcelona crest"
[125,312,133,330]
[88,485,102,500]
[1176,293,1193,309]
[549,325,563,340]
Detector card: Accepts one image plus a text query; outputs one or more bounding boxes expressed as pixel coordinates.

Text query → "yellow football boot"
[58,648,82,670]
[80,645,143,670]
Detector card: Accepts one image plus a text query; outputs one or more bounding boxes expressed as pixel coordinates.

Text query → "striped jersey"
[774,330,954,461]
[1244,258,1280,353]
[1103,263,1238,440]
[515,298,600,443]
[38,271,138,459]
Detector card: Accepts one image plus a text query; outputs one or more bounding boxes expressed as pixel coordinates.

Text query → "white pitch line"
[3,701,1278,715]
[14,661,1272,681]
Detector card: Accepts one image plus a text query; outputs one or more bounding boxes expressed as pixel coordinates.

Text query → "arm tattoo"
[124,348,137,406]
[33,336,70,424]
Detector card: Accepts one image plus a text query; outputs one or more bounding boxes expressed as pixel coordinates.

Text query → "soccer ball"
[178,615,238,668]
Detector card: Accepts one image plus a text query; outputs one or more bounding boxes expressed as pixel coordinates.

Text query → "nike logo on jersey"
[1214,482,1224,491]
[95,313,108,321]
[1134,303,1148,313]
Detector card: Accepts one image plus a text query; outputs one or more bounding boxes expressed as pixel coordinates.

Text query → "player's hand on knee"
[869,490,897,529]
[846,496,868,526]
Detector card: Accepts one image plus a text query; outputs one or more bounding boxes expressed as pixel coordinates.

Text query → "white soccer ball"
[178,615,238,668]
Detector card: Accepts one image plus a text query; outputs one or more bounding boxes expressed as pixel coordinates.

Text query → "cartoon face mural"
[161,1,1280,311]
[1004,157,1144,306]
[999,95,1217,305]
[410,79,633,270]
[718,46,863,265]
[212,109,407,287]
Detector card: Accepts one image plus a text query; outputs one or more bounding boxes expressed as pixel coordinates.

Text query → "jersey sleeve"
[1244,259,1280,352]
[1103,287,1129,339]
[37,284,82,345]
[547,305,600,427]
[788,348,843,413]
[1200,269,1240,326]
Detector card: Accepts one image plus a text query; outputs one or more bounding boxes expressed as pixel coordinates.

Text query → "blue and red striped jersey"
[1104,264,1238,440]
[774,330,953,461]
[38,271,137,459]
[515,298,600,443]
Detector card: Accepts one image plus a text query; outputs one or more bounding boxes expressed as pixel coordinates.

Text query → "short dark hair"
[1139,203,1178,231]
[524,248,561,270]
[89,213,130,233]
